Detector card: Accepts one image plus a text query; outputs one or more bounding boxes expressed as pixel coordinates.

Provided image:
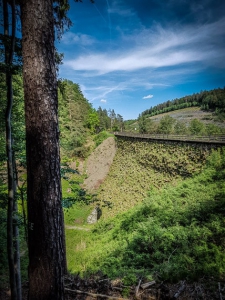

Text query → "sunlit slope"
[97,137,213,218]
[125,106,225,131]
[65,149,225,282]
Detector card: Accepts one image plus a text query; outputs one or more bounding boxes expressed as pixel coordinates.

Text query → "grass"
[93,131,115,147]
[64,202,92,225]
[65,148,225,282]
[64,141,225,283]
[96,138,212,218]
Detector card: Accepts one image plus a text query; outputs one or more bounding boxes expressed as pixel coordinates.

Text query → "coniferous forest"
[141,87,225,117]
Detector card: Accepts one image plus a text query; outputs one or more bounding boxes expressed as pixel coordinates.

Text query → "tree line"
[58,79,124,157]
[138,114,225,136]
[141,88,225,118]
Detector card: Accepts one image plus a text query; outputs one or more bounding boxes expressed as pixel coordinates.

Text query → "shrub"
[93,131,114,147]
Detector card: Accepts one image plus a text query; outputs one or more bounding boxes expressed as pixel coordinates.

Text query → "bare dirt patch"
[83,137,116,191]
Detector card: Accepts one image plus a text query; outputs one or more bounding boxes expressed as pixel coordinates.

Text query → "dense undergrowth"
[65,148,225,283]
[97,138,212,218]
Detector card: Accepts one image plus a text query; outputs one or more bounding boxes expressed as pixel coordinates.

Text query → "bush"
[93,131,114,147]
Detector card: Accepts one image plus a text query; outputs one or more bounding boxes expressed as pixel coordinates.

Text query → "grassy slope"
[150,106,225,128]
[125,106,225,130]
[96,138,211,218]
[64,139,225,282]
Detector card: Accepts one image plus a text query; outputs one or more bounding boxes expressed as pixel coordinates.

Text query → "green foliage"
[97,138,210,218]
[158,115,175,134]
[97,108,124,132]
[0,208,7,286]
[93,131,114,147]
[189,118,205,135]
[64,202,92,225]
[174,120,187,134]
[113,113,124,132]
[97,107,111,130]
[86,108,100,134]
[58,81,122,158]
[0,181,28,286]
[206,148,225,171]
[61,163,98,211]
[0,74,25,165]
[125,108,224,135]
[123,119,138,132]
[58,80,92,157]
[138,114,147,133]
[65,148,225,282]
[205,123,221,136]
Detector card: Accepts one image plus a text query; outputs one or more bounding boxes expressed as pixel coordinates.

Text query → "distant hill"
[124,88,225,134]
[142,87,225,117]
[149,106,225,127]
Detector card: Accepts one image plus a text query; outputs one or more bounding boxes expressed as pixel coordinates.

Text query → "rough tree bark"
[21,0,66,299]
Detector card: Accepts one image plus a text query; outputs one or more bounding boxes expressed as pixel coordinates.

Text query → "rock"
[87,206,102,224]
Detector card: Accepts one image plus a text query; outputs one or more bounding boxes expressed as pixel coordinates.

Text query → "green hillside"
[142,87,225,117]
[65,144,225,290]
[125,87,225,134]
[97,138,212,218]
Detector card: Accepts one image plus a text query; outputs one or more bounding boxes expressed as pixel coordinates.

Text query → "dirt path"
[65,225,90,231]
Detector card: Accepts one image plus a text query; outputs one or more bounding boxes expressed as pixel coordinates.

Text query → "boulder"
[87,206,102,224]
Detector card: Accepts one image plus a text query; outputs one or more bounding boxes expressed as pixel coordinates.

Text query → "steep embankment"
[95,137,215,218]
[83,137,116,191]
[65,142,225,295]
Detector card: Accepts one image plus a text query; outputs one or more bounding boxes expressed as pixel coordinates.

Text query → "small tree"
[108,109,116,131]
[138,114,147,134]
[145,118,157,134]
[174,120,187,135]
[115,114,124,132]
[205,123,221,136]
[86,108,100,134]
[189,119,205,135]
[158,115,175,135]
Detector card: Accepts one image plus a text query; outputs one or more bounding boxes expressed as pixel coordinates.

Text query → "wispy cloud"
[108,3,136,17]
[143,94,153,99]
[61,32,95,46]
[100,99,107,103]
[65,17,225,75]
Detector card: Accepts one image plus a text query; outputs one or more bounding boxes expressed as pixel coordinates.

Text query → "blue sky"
[56,0,225,120]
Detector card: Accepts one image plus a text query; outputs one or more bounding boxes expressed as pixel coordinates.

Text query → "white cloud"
[100,99,107,103]
[64,17,225,74]
[61,32,95,46]
[107,0,136,17]
[143,94,153,99]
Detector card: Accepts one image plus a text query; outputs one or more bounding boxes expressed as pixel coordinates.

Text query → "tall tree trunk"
[3,0,21,299]
[21,0,66,299]
[5,72,17,300]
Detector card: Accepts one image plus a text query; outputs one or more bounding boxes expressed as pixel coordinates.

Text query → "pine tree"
[21,0,66,298]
